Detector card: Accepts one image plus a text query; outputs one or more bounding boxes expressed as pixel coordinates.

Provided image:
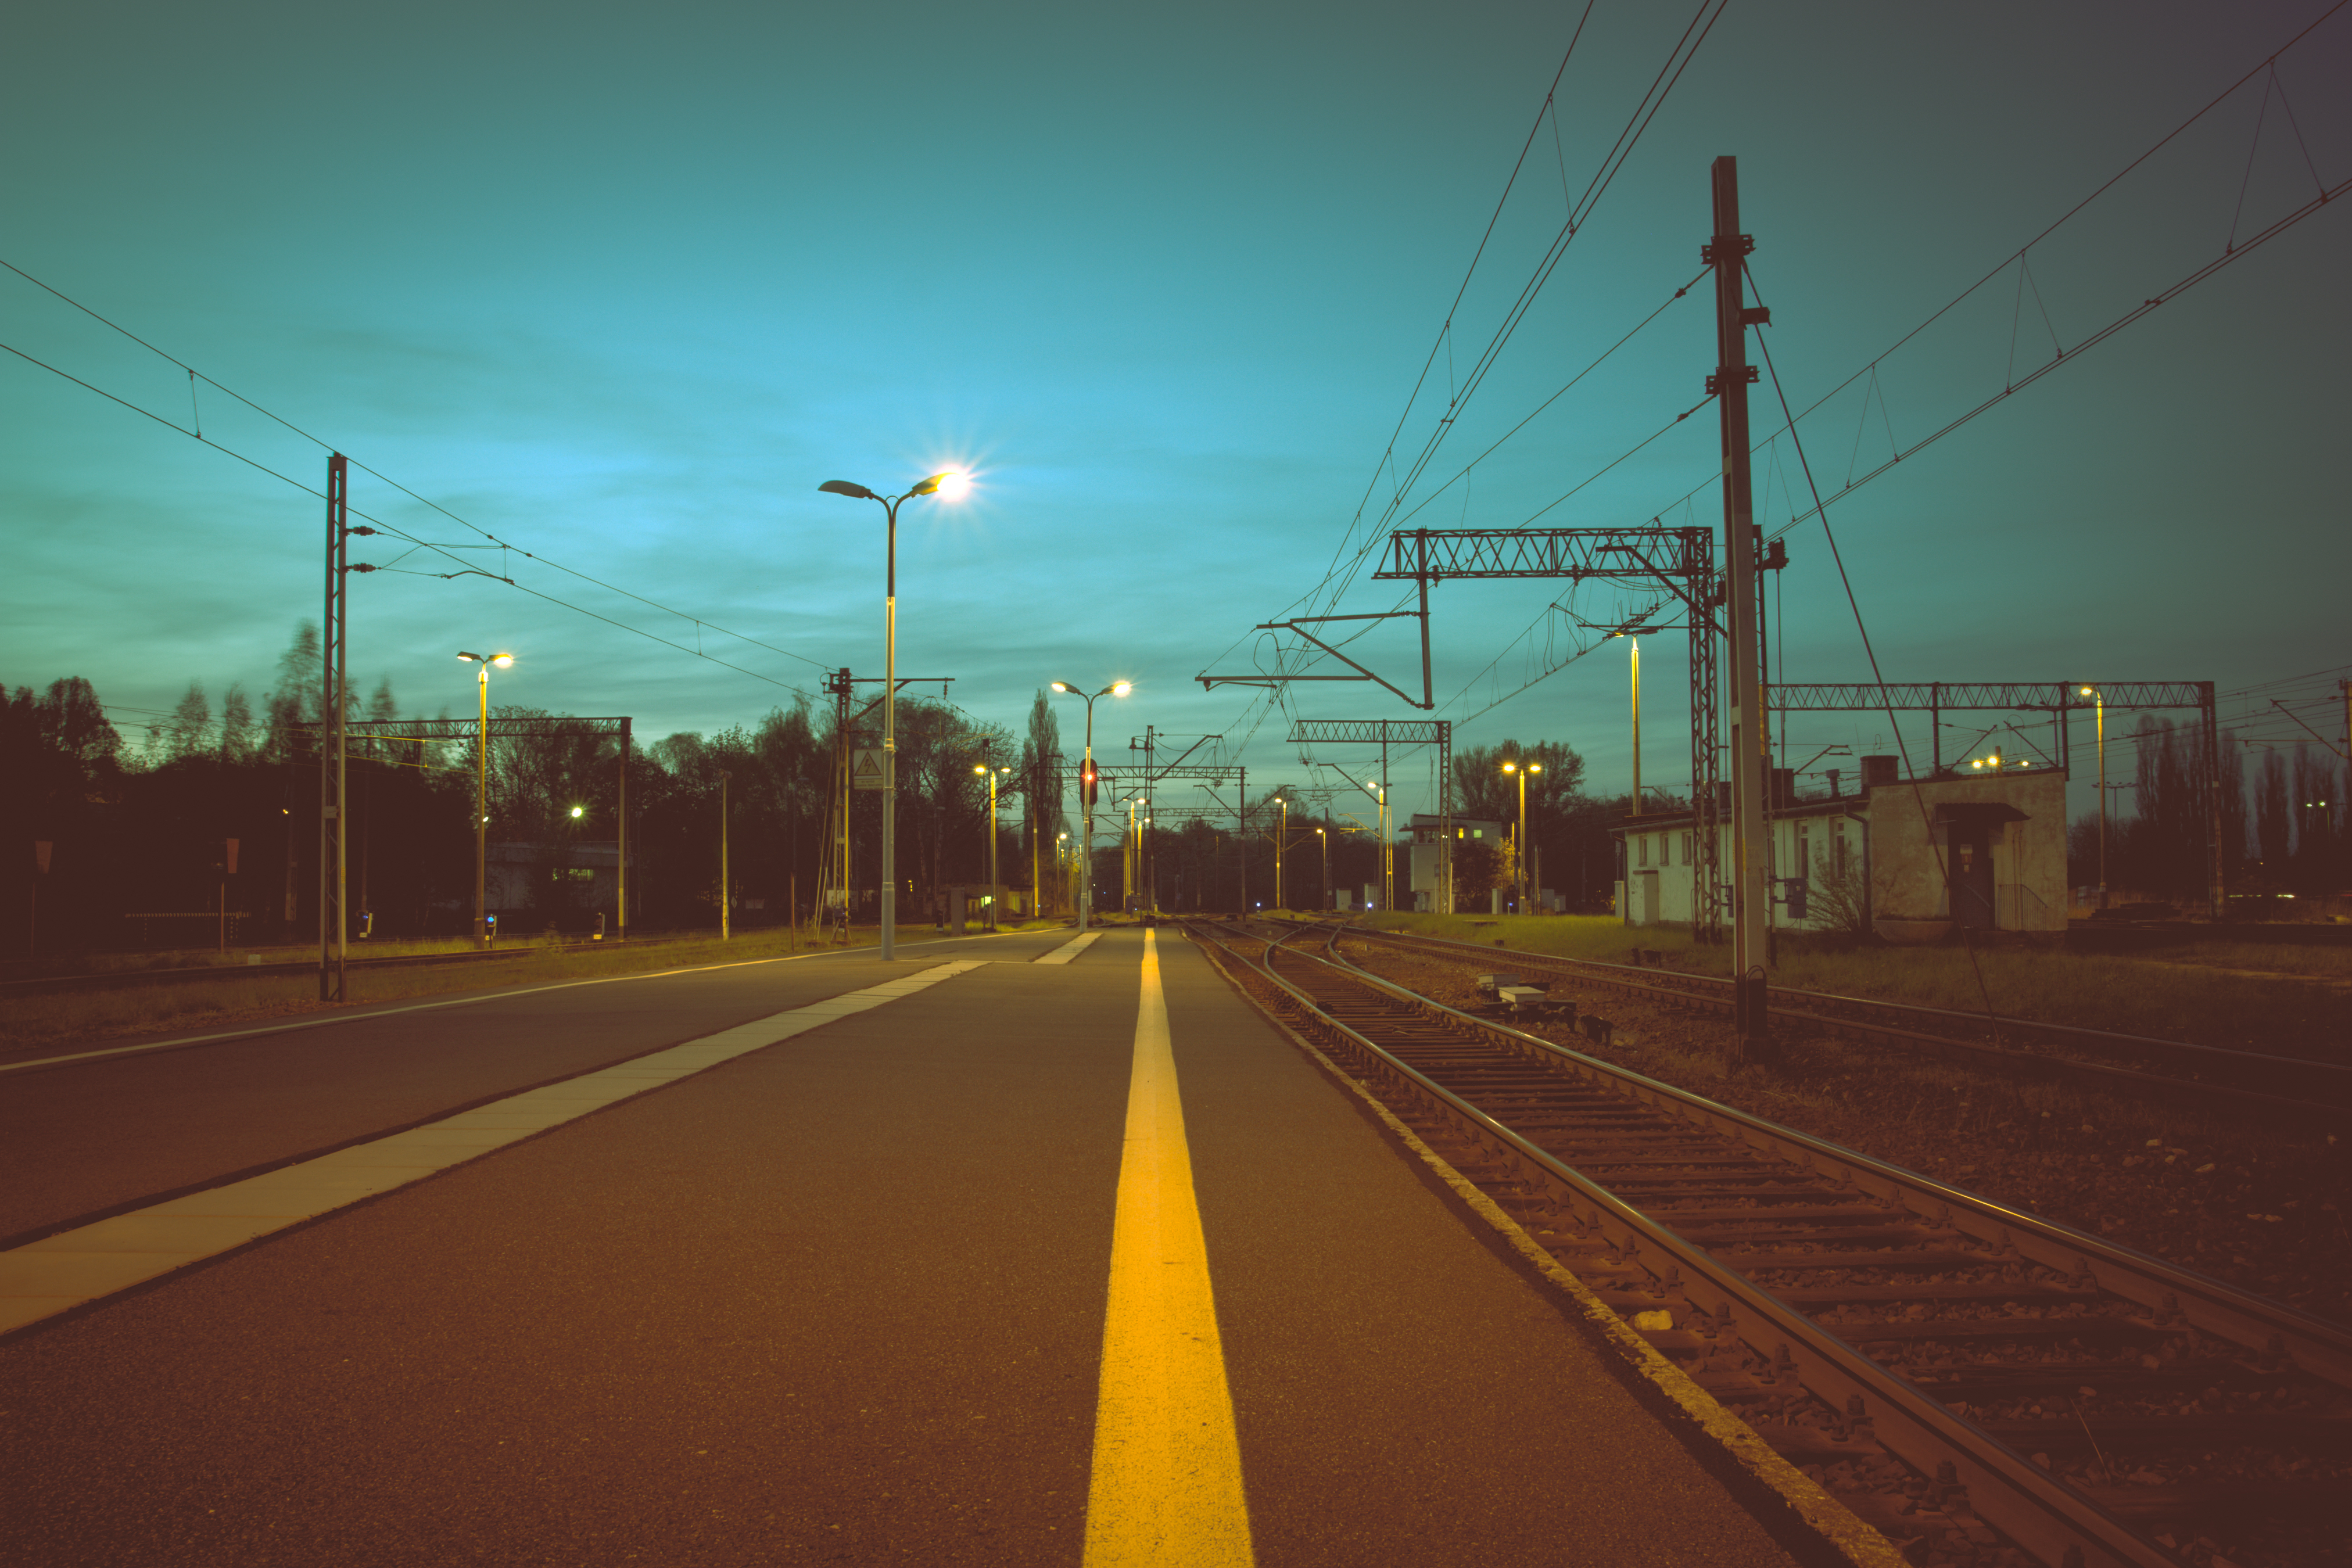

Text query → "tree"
[162,682,211,762]
[1453,737,1587,900]
[1019,691,1066,912]
[219,684,256,765]
[265,621,322,762]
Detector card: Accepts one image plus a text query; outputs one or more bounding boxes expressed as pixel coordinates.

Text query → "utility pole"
[1710,157,1772,1060]
[719,770,731,941]
[827,668,854,942]
[319,454,350,1003]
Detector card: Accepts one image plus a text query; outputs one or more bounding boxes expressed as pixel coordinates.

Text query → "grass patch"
[1357,912,2347,1058]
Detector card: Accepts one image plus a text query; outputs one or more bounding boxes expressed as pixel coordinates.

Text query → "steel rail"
[1329,923,2352,1113]
[1189,918,2352,1568]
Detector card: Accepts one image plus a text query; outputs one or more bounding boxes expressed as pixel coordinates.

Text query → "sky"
[5,0,2347,831]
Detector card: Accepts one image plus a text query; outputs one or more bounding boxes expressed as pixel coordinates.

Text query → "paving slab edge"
[1194,938,1908,1568]
[0,959,988,1341]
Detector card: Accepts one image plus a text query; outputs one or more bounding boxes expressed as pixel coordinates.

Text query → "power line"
[0,256,836,686]
[1296,0,1734,628]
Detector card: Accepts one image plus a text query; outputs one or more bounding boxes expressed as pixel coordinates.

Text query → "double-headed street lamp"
[819,471,969,960]
[973,760,1010,930]
[1049,680,1131,931]
[456,651,514,947]
[1501,757,1541,914]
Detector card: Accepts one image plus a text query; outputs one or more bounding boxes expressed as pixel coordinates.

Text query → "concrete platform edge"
[1197,942,1908,1568]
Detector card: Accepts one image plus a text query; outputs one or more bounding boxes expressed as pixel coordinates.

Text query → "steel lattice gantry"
[1766,681,2223,917]
[328,715,637,937]
[1375,527,1722,941]
[1092,762,1251,912]
[1286,718,1450,913]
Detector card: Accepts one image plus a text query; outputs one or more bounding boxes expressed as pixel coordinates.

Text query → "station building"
[1610,755,2068,937]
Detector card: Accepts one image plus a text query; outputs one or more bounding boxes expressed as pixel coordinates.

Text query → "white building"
[1610,756,2068,937]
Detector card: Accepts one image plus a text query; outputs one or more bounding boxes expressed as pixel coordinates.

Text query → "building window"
[1833,826,1849,880]
[1637,835,1650,867]
[1680,832,1693,866]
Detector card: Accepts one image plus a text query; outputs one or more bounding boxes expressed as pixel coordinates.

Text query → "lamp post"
[819,471,969,960]
[2079,686,2106,912]
[974,761,1008,930]
[456,651,513,948]
[1629,632,1641,817]
[1316,825,1328,911]
[1049,680,1131,931]
[718,769,731,941]
[1502,758,1541,914]
[1121,795,1144,912]
[1324,766,1389,910]
[1275,794,1290,911]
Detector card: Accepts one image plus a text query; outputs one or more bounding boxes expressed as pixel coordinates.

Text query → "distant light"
[934,471,971,501]
[1112,681,1133,697]
[570,805,585,818]
[492,654,514,668]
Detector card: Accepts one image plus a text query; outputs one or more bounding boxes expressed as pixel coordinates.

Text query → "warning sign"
[852,748,886,790]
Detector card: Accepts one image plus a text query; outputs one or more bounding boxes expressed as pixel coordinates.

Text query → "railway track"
[1189,918,2351,1568]
[1321,922,2352,1122]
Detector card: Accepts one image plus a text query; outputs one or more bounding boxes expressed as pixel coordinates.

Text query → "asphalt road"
[0,927,1816,1566]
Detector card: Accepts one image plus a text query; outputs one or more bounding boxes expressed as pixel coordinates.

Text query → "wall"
[1865,771,2068,931]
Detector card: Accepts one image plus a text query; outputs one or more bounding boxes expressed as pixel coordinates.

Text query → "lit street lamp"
[1501,758,1541,914]
[456,651,513,947]
[1049,680,1131,931]
[973,759,1009,930]
[819,471,969,960]
[1324,766,1389,910]
[2079,685,2106,912]
[1315,825,1328,911]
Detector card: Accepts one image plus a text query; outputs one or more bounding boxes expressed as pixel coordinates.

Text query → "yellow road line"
[1084,929,1254,1567]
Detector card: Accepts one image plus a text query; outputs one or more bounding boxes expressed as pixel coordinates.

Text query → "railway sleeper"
[1217,928,2350,1568]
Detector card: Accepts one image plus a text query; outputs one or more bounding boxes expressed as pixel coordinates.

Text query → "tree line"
[2067,716,2346,901]
[1,623,1088,956]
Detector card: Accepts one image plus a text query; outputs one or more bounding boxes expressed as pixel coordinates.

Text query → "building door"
[1949,825,1996,929]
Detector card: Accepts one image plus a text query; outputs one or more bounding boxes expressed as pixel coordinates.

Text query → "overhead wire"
[1310,0,1733,619]
[0,256,836,689]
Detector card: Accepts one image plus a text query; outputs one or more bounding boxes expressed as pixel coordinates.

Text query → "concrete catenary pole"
[1711,156,1773,1060]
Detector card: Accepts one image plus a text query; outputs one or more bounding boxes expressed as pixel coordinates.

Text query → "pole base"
[1733,969,1770,1064]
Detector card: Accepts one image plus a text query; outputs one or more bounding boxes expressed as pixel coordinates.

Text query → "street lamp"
[2079,686,2106,912]
[1315,825,1328,911]
[1049,680,1131,931]
[1501,758,1542,914]
[973,760,1009,930]
[1121,794,1146,912]
[456,651,513,947]
[819,471,969,960]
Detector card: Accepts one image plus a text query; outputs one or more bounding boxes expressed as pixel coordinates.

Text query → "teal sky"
[6,0,2347,827]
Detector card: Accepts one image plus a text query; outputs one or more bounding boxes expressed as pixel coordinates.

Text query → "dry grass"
[1358,912,2348,1059]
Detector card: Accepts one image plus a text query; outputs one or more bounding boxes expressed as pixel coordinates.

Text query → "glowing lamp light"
[570,805,585,818]
[934,471,971,501]
[1112,681,1133,697]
